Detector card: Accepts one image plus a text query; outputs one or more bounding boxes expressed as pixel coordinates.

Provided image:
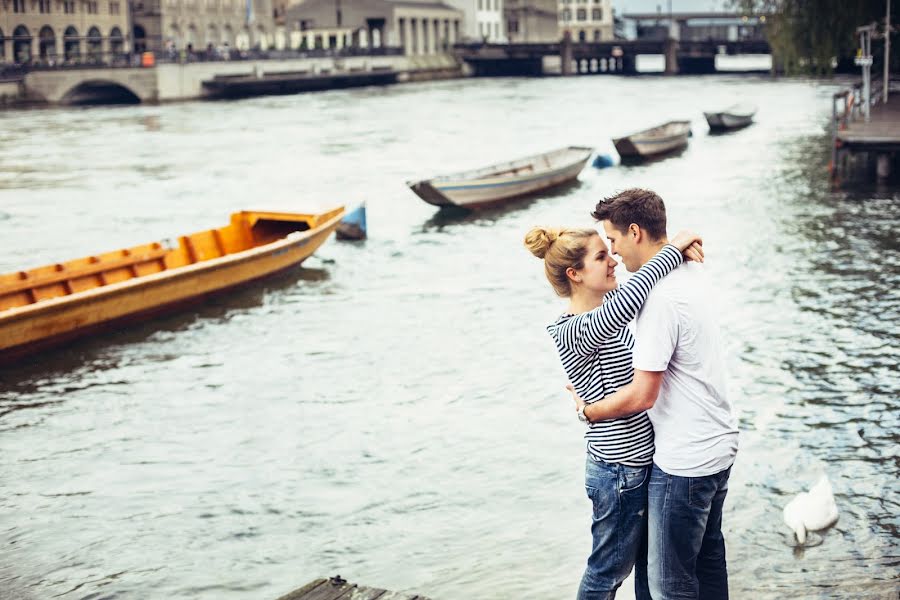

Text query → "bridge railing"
[0,46,405,76]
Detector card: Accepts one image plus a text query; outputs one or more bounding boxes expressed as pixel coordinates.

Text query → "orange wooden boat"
[0,207,344,363]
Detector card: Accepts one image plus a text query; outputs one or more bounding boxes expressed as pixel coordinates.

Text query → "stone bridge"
[24,67,159,105]
[454,38,771,76]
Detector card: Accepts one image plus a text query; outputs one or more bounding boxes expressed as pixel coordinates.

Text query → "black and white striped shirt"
[547,244,683,466]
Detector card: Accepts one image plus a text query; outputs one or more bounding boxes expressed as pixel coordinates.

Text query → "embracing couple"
[525,189,739,600]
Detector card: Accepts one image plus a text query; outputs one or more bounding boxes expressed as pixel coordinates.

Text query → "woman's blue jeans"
[577,456,652,600]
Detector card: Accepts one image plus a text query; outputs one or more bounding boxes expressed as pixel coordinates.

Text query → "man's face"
[602,221,640,273]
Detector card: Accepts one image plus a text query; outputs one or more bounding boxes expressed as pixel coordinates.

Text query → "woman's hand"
[566,383,587,415]
[671,230,704,263]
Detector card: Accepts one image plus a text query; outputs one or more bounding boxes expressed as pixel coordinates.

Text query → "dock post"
[561,31,573,76]
[664,38,679,75]
[877,153,892,181]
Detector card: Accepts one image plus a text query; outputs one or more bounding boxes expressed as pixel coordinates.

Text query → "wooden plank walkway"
[837,92,900,150]
[276,576,432,600]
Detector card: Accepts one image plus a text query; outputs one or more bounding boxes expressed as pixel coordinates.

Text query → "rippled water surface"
[0,75,898,600]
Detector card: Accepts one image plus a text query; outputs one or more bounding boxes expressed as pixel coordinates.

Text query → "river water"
[0,74,897,600]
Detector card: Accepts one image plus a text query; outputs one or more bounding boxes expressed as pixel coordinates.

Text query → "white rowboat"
[613,121,692,159]
[407,146,593,209]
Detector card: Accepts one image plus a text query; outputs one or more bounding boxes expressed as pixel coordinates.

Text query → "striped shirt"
[546,244,683,466]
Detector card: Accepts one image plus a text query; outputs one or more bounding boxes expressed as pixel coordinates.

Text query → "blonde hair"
[524,227,598,297]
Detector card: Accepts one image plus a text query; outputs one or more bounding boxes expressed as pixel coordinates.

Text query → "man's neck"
[636,238,669,269]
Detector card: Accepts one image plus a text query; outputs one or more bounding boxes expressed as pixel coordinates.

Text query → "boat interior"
[0,209,341,312]
[432,146,592,182]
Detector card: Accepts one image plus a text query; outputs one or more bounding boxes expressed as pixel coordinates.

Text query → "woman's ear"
[566,266,581,283]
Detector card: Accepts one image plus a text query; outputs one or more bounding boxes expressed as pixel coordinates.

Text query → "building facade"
[443,0,504,42]
[131,0,276,55]
[504,0,556,43]
[284,0,463,55]
[558,0,612,42]
[1,0,131,64]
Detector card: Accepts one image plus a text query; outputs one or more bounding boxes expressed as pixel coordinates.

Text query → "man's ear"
[628,223,642,242]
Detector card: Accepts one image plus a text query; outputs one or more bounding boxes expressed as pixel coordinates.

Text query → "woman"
[524,226,702,600]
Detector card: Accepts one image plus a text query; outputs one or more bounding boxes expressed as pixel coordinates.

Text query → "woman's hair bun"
[524,227,560,259]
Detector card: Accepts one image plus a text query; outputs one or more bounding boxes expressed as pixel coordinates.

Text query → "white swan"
[783,475,839,544]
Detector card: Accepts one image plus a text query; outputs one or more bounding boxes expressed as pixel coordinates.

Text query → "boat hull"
[0,211,342,363]
[613,122,691,158]
[409,148,592,209]
[704,110,755,131]
[336,204,367,240]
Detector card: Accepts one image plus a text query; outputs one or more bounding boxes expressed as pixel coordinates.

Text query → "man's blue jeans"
[647,463,732,600]
[577,456,652,600]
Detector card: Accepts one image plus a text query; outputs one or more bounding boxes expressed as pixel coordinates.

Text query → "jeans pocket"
[688,475,717,508]
[619,465,650,493]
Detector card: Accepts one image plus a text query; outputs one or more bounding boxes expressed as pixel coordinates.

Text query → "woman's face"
[573,234,619,294]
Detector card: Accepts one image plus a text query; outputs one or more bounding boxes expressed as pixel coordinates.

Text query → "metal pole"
[885,0,891,103]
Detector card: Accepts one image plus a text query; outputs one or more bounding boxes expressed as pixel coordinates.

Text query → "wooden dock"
[832,86,900,183]
[276,576,432,600]
[836,93,900,151]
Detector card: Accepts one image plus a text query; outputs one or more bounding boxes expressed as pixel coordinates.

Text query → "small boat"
[336,203,367,241]
[704,104,756,131]
[407,146,593,210]
[0,208,344,363]
[613,121,692,159]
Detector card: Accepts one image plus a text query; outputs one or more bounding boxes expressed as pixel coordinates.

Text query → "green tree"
[732,0,896,75]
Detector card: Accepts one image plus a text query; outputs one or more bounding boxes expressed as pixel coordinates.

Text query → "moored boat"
[0,208,344,363]
[704,104,756,131]
[407,146,593,210]
[613,121,692,159]
[336,203,367,240]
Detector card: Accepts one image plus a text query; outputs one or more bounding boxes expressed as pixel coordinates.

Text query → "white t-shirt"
[633,262,739,477]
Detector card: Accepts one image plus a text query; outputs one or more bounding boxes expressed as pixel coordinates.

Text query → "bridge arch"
[133,24,147,53]
[222,24,234,47]
[13,25,32,63]
[39,26,56,61]
[64,26,80,60]
[86,26,103,62]
[186,23,197,50]
[207,23,219,47]
[236,26,250,50]
[110,26,124,57]
[60,79,141,105]
[168,23,182,49]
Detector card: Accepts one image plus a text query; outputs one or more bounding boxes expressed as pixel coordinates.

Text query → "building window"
[13,0,26,12]
[508,19,518,34]
[494,22,499,38]
[478,0,482,10]
[592,8,601,20]
[576,8,586,21]
[109,1,119,13]
[593,29,600,41]
[39,0,51,13]
[578,30,586,41]
[85,1,98,13]
[561,9,571,22]
[63,0,75,12]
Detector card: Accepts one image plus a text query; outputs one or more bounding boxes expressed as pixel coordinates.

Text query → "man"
[572,188,739,600]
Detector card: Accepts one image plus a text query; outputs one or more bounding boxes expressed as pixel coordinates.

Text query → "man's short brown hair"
[591,188,667,241]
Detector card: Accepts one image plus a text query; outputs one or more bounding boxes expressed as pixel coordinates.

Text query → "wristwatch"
[577,404,589,423]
